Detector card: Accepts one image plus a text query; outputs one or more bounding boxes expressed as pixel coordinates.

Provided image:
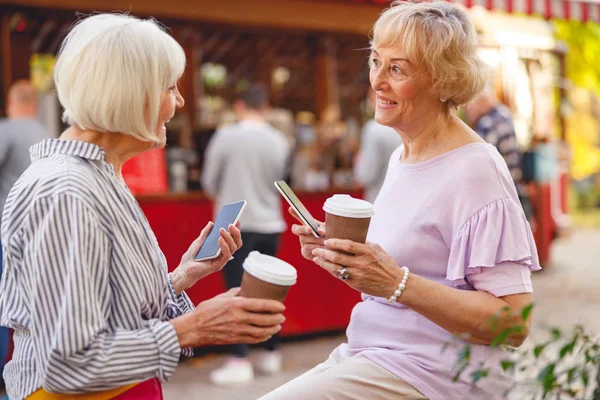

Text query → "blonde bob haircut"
[54,13,186,142]
[371,1,488,108]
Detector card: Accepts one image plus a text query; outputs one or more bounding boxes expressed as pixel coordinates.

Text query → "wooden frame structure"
[0,0,384,135]
[0,0,571,141]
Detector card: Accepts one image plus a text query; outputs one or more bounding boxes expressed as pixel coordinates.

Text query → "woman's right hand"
[170,288,286,348]
[288,207,326,261]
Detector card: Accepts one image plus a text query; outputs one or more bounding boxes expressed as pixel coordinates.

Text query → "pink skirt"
[112,378,163,400]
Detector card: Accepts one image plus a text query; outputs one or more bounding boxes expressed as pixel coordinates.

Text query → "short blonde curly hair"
[371,1,488,108]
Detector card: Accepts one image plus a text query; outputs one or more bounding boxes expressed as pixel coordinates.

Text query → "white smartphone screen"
[194,200,247,261]
[274,181,321,237]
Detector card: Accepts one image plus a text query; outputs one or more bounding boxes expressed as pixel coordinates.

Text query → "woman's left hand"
[312,239,403,298]
[172,221,243,294]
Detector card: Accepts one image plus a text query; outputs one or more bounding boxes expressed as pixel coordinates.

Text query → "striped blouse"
[0,139,194,400]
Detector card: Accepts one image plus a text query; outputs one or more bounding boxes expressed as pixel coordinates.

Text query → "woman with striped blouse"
[0,13,285,400]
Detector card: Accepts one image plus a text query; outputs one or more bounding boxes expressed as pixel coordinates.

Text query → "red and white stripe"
[447,0,600,22]
[364,0,600,22]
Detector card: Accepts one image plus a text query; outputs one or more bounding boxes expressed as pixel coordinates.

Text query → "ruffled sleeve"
[447,197,541,291]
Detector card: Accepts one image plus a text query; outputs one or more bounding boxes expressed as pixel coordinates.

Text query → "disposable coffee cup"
[323,194,374,245]
[239,251,297,303]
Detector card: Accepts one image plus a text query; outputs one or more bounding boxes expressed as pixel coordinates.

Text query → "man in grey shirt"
[202,84,290,385]
[354,90,402,203]
[0,80,51,388]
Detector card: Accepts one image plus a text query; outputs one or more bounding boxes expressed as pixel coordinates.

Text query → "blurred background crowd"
[2,1,600,223]
[2,1,599,232]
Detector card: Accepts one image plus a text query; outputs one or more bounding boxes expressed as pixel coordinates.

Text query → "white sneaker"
[255,350,283,375]
[209,357,254,386]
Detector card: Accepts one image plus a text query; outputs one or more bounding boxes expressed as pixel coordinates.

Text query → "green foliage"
[535,343,548,359]
[551,328,562,340]
[553,20,600,97]
[521,303,534,322]
[501,359,516,372]
[471,368,490,384]
[448,302,600,398]
[491,328,512,347]
[537,363,557,394]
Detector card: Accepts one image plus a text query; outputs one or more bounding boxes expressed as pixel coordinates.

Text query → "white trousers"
[259,346,428,400]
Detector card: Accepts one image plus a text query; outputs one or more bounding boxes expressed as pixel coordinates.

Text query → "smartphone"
[274,180,321,238]
[194,200,247,261]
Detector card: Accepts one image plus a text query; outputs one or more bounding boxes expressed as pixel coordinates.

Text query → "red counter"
[137,189,363,337]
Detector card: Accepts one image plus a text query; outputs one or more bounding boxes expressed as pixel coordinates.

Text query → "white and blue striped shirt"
[0,139,194,399]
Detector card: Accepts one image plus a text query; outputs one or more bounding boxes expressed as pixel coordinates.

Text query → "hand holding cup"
[171,288,286,348]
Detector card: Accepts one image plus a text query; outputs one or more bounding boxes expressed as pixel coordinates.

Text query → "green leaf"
[584,349,595,363]
[470,368,489,384]
[441,341,450,354]
[582,369,589,387]
[491,329,511,347]
[560,341,577,359]
[501,360,516,372]
[567,367,577,383]
[550,328,562,340]
[537,363,556,393]
[452,360,469,382]
[521,303,534,321]
[534,344,548,359]
[457,344,471,362]
[565,388,578,397]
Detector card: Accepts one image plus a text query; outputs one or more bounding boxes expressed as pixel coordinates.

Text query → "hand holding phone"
[195,200,247,261]
[288,206,326,263]
[274,181,321,238]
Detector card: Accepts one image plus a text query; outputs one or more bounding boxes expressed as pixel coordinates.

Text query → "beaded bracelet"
[387,266,409,303]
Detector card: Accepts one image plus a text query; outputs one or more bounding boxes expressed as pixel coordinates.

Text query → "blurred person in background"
[354,88,403,203]
[0,80,52,390]
[266,108,296,151]
[318,105,357,188]
[266,108,296,184]
[0,14,285,400]
[291,143,330,192]
[290,112,330,191]
[263,2,539,399]
[202,84,290,386]
[466,83,534,223]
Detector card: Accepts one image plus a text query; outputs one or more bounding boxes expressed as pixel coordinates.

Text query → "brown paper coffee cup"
[323,195,375,253]
[238,251,297,302]
[239,271,292,302]
[325,213,372,244]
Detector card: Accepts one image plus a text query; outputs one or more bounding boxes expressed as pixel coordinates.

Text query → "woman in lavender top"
[262,2,540,399]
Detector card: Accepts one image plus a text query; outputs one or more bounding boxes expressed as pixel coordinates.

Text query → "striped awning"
[345,0,600,22]
[451,0,600,23]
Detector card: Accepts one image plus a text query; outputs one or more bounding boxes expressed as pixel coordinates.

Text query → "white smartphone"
[194,200,247,261]
[274,180,321,238]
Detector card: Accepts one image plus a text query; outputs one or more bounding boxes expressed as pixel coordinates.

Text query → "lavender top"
[339,143,540,400]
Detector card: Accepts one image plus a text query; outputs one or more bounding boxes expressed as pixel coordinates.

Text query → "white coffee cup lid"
[243,251,297,286]
[323,194,374,219]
